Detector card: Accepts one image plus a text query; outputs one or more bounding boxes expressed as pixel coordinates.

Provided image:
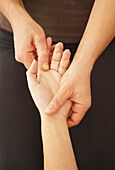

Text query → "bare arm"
[0,0,49,70]
[74,0,115,69]
[26,44,78,170]
[0,0,27,26]
[45,0,115,128]
[41,115,78,170]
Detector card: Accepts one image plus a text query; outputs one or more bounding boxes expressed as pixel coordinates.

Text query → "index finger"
[35,37,49,71]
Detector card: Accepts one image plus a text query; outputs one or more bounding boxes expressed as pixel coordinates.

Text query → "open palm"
[27,42,72,119]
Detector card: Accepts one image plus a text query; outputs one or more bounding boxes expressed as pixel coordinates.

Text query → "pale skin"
[0,0,115,127]
[26,40,78,170]
[45,0,115,127]
[0,0,49,70]
[0,0,114,168]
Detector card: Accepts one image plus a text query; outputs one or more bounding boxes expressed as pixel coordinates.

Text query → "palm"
[34,69,61,113]
[27,42,72,118]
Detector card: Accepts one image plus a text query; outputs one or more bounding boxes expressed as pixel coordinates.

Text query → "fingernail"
[63,49,70,58]
[48,37,52,42]
[55,42,62,51]
[43,63,49,70]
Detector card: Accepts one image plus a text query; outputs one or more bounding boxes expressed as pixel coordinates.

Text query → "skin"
[0,0,49,70]
[0,0,115,128]
[26,40,78,170]
[45,0,115,127]
[27,41,72,116]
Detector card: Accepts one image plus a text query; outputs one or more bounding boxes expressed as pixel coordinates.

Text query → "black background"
[0,28,115,169]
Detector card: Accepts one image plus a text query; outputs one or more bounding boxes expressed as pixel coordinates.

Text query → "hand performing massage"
[0,0,115,169]
[26,39,78,169]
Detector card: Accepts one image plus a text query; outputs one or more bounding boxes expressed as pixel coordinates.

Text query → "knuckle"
[84,100,91,110]
[39,36,44,43]
[35,35,45,44]
[72,104,76,111]
[62,85,68,93]
[63,85,71,97]
[54,97,61,106]
[87,99,92,109]
[83,95,92,110]
[74,118,81,126]
[38,49,48,56]
[89,100,92,108]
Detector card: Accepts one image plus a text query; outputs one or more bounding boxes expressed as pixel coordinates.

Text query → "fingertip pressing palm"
[26,41,72,119]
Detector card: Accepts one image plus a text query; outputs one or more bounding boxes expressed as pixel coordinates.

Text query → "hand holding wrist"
[45,48,92,127]
[41,112,67,129]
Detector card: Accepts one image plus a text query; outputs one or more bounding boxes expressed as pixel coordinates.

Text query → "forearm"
[73,0,115,71]
[41,114,78,170]
[0,0,32,29]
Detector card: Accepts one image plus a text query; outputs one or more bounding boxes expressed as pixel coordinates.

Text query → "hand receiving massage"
[0,0,115,169]
[1,0,114,130]
[26,39,78,170]
[27,39,72,119]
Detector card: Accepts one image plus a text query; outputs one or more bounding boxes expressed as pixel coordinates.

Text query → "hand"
[12,13,49,70]
[26,41,72,119]
[45,55,92,128]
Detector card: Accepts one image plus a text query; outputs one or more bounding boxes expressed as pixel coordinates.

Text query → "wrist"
[1,1,32,30]
[41,112,66,124]
[72,44,97,73]
[10,5,33,30]
[41,114,67,135]
[40,109,67,130]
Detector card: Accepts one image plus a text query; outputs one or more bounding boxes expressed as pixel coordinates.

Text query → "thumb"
[35,36,49,71]
[46,37,52,52]
[26,59,38,89]
[45,86,70,115]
